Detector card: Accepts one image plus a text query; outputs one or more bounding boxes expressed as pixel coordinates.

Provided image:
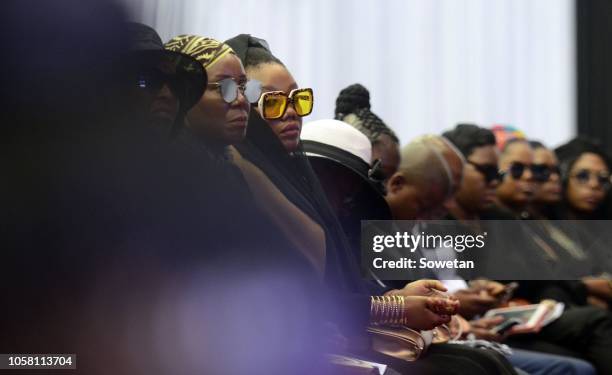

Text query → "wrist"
[370,295,407,325]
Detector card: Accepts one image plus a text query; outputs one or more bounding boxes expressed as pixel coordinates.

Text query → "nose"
[549,170,560,182]
[232,89,249,111]
[157,84,175,100]
[282,102,298,120]
[523,167,534,181]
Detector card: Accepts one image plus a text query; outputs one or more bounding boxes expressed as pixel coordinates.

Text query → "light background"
[125,0,575,147]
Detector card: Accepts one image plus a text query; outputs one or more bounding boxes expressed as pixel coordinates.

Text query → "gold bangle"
[399,295,406,325]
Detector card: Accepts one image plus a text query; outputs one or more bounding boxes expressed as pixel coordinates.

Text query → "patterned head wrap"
[165,34,234,69]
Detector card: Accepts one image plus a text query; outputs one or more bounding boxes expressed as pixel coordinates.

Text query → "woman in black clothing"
[224,34,521,375]
[555,137,612,220]
[528,141,564,220]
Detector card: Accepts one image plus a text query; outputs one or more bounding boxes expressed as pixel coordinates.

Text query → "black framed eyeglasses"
[531,164,561,182]
[208,77,262,104]
[571,169,612,189]
[467,161,502,183]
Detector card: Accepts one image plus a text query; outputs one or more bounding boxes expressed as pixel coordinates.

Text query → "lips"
[584,196,600,206]
[280,123,300,138]
[229,115,248,124]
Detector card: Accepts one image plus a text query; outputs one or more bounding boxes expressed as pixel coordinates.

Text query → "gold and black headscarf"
[165,34,234,69]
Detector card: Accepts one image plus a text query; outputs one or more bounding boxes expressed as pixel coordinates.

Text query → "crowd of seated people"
[3,2,612,374]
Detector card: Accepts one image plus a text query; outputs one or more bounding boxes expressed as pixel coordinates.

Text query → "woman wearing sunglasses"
[165,35,262,154]
[555,138,612,219]
[527,141,564,219]
[220,35,533,375]
[495,138,539,219]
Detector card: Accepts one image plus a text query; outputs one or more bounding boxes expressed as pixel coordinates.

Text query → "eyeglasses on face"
[467,161,502,183]
[570,169,611,189]
[531,164,561,183]
[136,69,179,92]
[258,88,314,120]
[207,77,262,104]
[500,162,539,181]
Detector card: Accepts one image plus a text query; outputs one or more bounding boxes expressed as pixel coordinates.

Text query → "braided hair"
[334,83,399,144]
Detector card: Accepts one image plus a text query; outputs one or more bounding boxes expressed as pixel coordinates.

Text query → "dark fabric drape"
[576,0,612,155]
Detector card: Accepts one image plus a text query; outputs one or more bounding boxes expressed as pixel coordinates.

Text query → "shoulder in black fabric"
[236,110,366,293]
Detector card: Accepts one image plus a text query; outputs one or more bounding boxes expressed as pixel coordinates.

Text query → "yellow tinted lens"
[293,89,313,116]
[263,93,287,119]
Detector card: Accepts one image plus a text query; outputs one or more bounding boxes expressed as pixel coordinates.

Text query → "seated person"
[443,124,612,374]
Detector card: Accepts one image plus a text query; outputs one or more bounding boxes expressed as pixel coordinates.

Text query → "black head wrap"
[225,34,283,69]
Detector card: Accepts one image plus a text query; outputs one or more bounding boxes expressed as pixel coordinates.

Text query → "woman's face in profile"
[247,63,302,153]
[566,152,610,214]
[186,54,250,145]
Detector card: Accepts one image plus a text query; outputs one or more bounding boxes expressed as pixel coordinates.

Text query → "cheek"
[186,95,228,131]
[267,119,283,134]
[204,96,229,120]
[566,182,584,201]
[466,174,484,191]
[497,178,513,192]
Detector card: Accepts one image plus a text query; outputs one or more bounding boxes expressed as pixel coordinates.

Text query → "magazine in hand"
[484,299,564,335]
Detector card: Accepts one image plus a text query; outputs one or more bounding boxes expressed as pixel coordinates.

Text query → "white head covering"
[301,119,372,164]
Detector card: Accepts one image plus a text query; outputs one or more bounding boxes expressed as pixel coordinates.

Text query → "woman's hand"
[402,296,459,331]
[387,279,448,297]
[468,316,506,342]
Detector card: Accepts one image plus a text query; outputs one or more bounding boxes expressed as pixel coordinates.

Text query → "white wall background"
[124,0,575,147]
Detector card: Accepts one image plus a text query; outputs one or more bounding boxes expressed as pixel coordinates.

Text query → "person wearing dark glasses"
[495,138,538,219]
[442,124,502,221]
[440,125,600,375]
[526,141,563,219]
[165,35,262,154]
[127,23,206,134]
[555,137,612,219]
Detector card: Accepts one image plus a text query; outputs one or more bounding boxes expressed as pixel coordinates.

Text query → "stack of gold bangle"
[370,295,407,326]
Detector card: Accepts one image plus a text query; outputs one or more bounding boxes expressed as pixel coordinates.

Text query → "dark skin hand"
[386,279,449,298]
[454,289,498,319]
[583,278,612,301]
[403,296,459,330]
[469,316,508,342]
[454,280,507,319]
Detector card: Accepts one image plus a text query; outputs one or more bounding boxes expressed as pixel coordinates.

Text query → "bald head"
[386,135,458,220]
